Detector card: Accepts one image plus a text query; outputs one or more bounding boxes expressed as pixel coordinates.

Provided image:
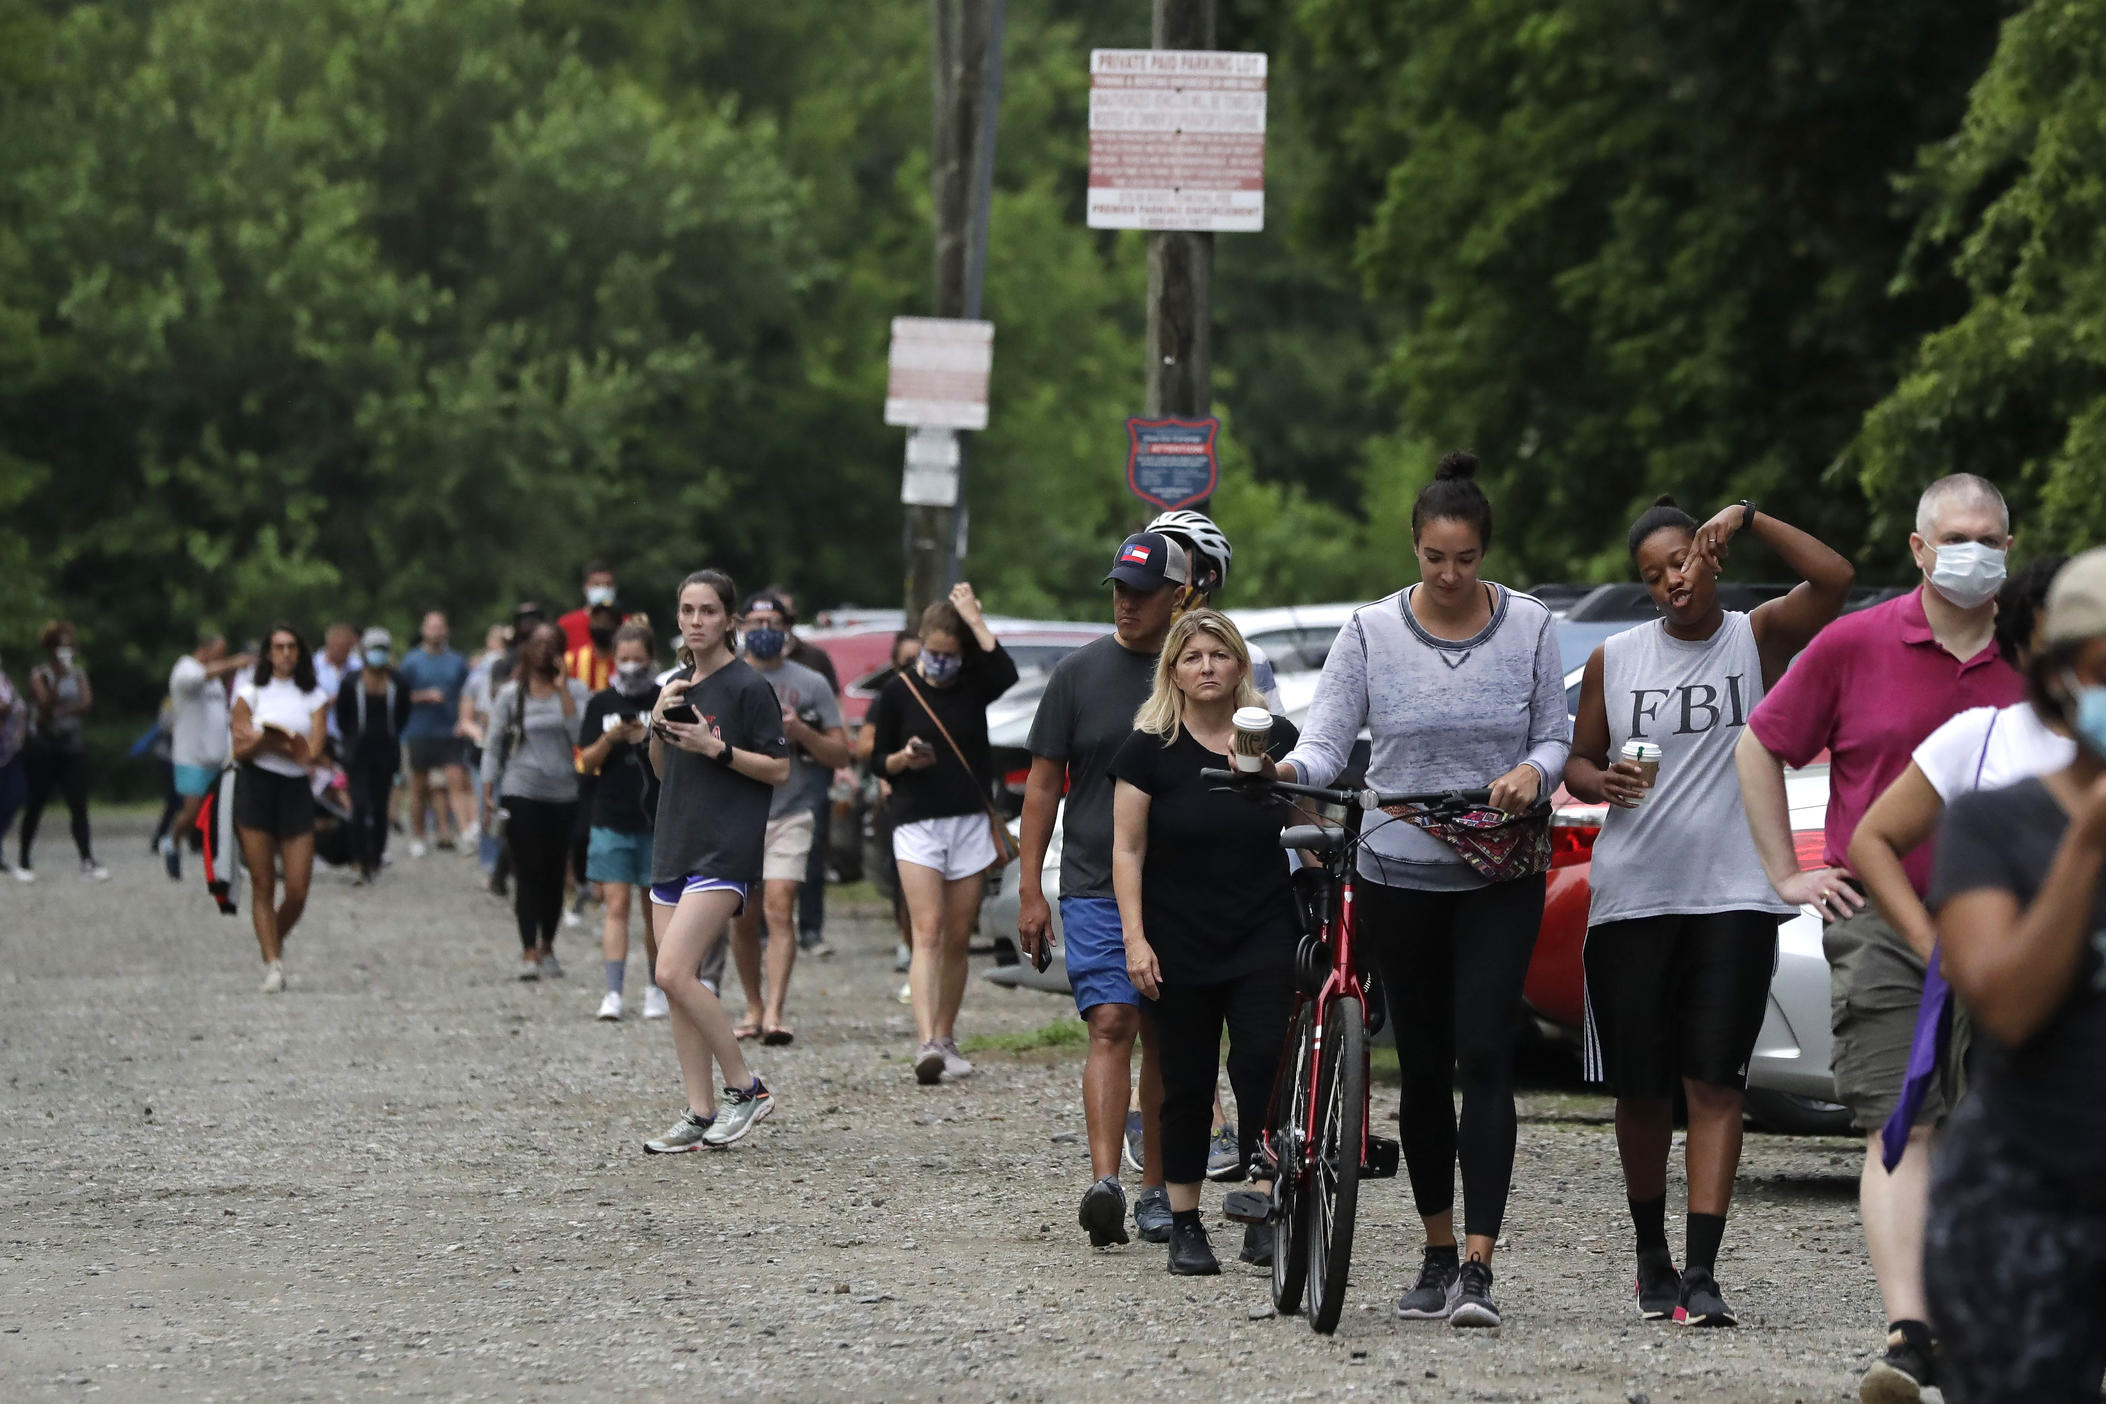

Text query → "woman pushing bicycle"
[1257,450,1570,1329]
[1109,610,1304,1276]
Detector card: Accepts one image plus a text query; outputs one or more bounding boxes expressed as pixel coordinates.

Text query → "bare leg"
[408,771,433,842]
[760,878,800,1030]
[1614,1096,1675,1201]
[933,872,982,1041]
[236,826,281,962]
[730,904,766,1028]
[1084,1003,1140,1181]
[899,861,947,1044]
[174,794,207,842]
[274,832,314,943]
[1683,1081,1744,1217]
[653,889,753,1117]
[443,764,474,838]
[1862,1126,1934,1324]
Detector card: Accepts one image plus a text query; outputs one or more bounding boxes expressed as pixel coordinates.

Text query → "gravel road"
[2,816,1887,1401]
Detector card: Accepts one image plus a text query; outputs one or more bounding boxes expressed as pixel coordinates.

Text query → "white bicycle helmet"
[1145,510,1232,591]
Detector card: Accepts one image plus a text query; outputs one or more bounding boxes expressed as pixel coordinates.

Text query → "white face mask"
[585,585,616,608]
[1925,541,2007,609]
[54,646,74,666]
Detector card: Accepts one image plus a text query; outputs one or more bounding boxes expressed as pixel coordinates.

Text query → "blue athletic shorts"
[586,827,655,887]
[648,874,748,913]
[173,764,219,798]
[1061,895,1138,1016]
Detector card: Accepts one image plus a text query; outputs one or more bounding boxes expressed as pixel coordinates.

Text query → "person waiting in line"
[867,583,1018,1084]
[641,569,790,1153]
[727,593,849,1045]
[162,630,252,881]
[1924,548,2106,1404]
[0,650,28,880]
[764,584,845,959]
[1109,610,1304,1275]
[461,620,516,890]
[1262,451,1571,1331]
[337,628,412,885]
[312,623,359,754]
[857,630,922,976]
[578,621,669,1022]
[20,619,105,881]
[482,623,592,980]
[1564,496,1853,1326]
[1735,473,2020,1403]
[229,625,332,993]
[398,610,474,857]
[557,558,622,674]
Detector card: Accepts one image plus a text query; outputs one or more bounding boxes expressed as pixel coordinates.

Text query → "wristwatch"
[1738,499,1758,530]
[713,744,736,770]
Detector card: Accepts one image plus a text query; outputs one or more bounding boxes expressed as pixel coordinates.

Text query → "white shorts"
[761,810,816,883]
[892,813,998,882]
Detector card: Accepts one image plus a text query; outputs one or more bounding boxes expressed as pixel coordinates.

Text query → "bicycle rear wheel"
[1303,994,1365,1334]
[1269,1002,1314,1314]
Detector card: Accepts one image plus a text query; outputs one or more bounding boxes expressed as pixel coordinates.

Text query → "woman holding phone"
[229,625,332,992]
[641,569,791,1152]
[481,622,592,979]
[579,621,666,1022]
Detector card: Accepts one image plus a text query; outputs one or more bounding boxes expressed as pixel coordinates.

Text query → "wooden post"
[1144,0,1215,449]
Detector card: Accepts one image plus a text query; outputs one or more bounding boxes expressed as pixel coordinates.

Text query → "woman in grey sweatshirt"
[1275,451,1570,1330]
[482,624,592,978]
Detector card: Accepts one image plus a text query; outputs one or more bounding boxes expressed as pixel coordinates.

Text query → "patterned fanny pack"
[1393,801,1553,883]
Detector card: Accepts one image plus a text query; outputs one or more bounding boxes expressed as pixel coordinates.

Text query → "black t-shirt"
[1930,778,2106,1197]
[1027,634,1160,902]
[582,684,661,833]
[1108,717,1302,985]
[866,645,1019,826]
[649,659,789,885]
[335,672,412,771]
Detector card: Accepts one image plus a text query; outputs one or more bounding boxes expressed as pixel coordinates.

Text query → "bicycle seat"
[1281,825,1347,854]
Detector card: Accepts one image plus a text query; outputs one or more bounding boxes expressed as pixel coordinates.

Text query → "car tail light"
[1549,806,1601,869]
[1003,767,1030,796]
[1792,829,1828,870]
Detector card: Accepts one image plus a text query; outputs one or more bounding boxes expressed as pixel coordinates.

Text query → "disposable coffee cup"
[1231,706,1274,774]
[1621,740,1661,801]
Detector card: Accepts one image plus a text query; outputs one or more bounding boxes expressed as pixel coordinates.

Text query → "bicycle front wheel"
[1303,993,1365,1334]
[1269,1001,1314,1314]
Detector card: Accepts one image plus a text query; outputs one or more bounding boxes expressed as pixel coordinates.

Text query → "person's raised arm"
[1110,779,1158,999]
[1271,615,1370,787]
[1848,764,1945,960]
[1695,506,1854,682]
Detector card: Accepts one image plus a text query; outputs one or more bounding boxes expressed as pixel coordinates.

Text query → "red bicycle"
[1203,768,1491,1334]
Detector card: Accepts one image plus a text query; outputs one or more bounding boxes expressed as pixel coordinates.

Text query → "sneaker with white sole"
[938,1038,973,1078]
[8,864,32,883]
[1672,1265,1736,1327]
[1397,1247,1461,1319]
[596,991,623,1021]
[641,986,670,1019]
[914,1040,946,1085]
[260,960,286,994]
[1448,1257,1502,1329]
[409,840,428,859]
[81,858,109,881]
[1122,1110,1144,1173]
[1205,1123,1243,1181]
[642,1109,714,1154]
[701,1080,773,1145]
[538,953,565,979]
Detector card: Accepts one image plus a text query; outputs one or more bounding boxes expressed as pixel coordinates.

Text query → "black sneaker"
[1859,1328,1936,1402]
[1238,1221,1272,1267]
[1673,1265,1736,1327]
[1078,1175,1130,1248]
[1447,1256,1501,1329]
[1636,1247,1680,1321]
[1396,1247,1460,1320]
[1166,1218,1220,1276]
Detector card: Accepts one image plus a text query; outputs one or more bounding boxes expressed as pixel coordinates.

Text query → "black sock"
[1171,1208,1201,1229]
[1890,1319,1933,1350]
[1685,1212,1726,1273]
[1629,1194,1669,1256]
[1425,1242,1459,1266]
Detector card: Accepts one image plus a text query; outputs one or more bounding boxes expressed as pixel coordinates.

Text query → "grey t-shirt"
[1027,634,1159,901]
[747,656,842,820]
[650,658,790,886]
[168,654,230,770]
[481,678,591,802]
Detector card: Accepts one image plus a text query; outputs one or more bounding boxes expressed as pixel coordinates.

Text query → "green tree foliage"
[1857,0,2106,552]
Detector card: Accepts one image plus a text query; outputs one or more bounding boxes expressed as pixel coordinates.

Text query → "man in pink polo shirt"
[1736,473,2018,1403]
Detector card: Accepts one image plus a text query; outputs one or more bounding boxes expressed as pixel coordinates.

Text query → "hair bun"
[1652,493,1678,509]
[1434,450,1479,482]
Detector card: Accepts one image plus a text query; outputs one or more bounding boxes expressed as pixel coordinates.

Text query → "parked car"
[817,618,1109,729]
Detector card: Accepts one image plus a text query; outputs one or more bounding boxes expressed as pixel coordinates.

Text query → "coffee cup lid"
[1233,706,1273,730]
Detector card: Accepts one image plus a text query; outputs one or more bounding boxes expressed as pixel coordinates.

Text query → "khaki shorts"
[1824,905,1970,1132]
[761,809,816,883]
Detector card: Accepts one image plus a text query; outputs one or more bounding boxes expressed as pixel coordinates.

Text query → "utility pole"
[1144,0,1215,467]
[905,0,1004,623]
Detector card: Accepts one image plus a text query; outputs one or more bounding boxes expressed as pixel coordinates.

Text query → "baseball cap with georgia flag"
[1104,531,1193,591]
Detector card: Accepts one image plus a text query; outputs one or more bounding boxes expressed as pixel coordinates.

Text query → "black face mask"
[590,627,615,651]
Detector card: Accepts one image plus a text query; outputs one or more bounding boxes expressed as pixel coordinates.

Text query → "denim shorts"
[585,827,655,887]
[1061,895,1138,1016]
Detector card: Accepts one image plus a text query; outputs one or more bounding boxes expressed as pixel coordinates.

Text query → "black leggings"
[1359,874,1545,1241]
[1148,962,1296,1185]
[20,745,91,867]
[346,759,395,873]
[505,797,576,951]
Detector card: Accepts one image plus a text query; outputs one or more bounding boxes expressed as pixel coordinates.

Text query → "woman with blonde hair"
[1109,609,1302,1275]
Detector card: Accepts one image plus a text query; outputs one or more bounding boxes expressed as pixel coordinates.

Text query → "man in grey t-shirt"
[725,595,850,1041]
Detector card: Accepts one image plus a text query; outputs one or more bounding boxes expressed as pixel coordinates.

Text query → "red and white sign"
[884,317,994,430]
[1087,49,1265,233]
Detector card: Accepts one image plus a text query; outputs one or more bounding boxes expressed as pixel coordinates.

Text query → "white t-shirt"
[167,655,231,770]
[1912,702,2073,801]
[235,677,332,778]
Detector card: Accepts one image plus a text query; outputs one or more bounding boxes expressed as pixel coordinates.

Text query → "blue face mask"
[920,652,961,684]
[363,647,389,668]
[2064,670,2106,757]
[744,626,786,661]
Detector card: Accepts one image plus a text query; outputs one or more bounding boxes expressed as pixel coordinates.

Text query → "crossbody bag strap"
[1970,709,1999,789]
[898,672,1000,821]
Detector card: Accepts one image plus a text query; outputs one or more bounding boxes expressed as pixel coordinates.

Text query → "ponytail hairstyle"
[674,569,740,670]
[1412,450,1494,550]
[1626,494,1698,563]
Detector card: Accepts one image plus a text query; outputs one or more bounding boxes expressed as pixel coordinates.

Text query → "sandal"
[762,1026,796,1047]
[733,1022,762,1041]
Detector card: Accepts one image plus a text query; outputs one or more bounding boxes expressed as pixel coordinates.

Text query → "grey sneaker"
[643,1109,714,1154]
[701,1080,774,1146]
[538,953,565,979]
[1122,1110,1144,1173]
[1397,1247,1460,1319]
[914,1040,946,1085]
[1133,1185,1173,1244]
[1205,1123,1243,1181]
[1448,1257,1501,1329]
[893,942,912,972]
[938,1038,973,1078]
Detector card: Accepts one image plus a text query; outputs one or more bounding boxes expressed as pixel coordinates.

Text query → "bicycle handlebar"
[1198,768,1494,814]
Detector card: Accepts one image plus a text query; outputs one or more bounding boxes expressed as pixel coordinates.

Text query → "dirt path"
[1,817,1881,1401]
